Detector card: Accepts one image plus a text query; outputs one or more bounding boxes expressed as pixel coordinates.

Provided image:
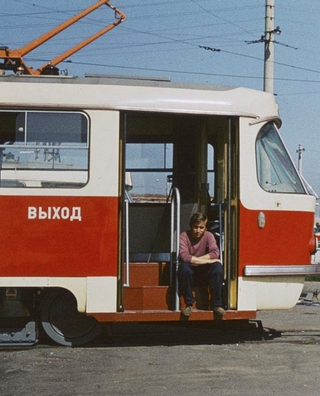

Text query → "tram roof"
[0,74,279,121]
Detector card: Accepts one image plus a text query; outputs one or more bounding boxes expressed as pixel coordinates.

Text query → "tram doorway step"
[123,261,211,311]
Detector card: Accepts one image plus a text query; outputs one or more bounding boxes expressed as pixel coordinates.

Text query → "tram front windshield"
[256,122,305,194]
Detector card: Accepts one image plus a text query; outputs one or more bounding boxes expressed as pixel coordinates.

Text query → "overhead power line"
[190,0,257,38]
[123,1,263,12]
[7,1,263,26]
[199,45,320,76]
[25,57,320,85]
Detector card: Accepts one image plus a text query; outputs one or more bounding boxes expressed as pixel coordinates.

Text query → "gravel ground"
[0,283,319,396]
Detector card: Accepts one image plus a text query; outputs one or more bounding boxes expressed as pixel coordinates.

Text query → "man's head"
[189,212,208,239]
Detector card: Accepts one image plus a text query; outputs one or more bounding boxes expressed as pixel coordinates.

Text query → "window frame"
[0,109,90,189]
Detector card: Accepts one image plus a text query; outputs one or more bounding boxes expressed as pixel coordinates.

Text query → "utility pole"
[247,0,282,92]
[296,144,305,175]
[264,0,275,93]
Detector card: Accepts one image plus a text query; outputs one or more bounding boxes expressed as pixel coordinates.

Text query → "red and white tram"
[0,74,318,346]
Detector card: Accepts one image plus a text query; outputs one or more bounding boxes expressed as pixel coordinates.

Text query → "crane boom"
[0,0,126,75]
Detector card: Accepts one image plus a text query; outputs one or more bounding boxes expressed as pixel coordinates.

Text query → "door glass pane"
[126,143,173,202]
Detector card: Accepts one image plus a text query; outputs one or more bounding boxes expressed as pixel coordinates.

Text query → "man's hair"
[189,212,208,227]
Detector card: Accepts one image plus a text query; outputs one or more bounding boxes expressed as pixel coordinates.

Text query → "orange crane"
[0,0,126,75]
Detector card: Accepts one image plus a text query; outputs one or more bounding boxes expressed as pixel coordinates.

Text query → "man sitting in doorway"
[178,212,225,317]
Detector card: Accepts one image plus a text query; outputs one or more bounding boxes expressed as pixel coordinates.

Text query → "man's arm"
[179,232,193,263]
[190,255,221,266]
[207,232,220,259]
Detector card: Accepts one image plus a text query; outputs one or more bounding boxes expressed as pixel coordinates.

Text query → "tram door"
[207,117,239,310]
[119,112,238,311]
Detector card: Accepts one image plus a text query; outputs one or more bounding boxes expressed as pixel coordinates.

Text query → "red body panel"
[239,202,314,275]
[0,196,118,277]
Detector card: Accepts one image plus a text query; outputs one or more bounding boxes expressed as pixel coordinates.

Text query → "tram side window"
[126,143,173,202]
[0,111,88,188]
[256,122,305,194]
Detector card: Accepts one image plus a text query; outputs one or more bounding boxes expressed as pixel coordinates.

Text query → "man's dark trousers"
[178,261,223,307]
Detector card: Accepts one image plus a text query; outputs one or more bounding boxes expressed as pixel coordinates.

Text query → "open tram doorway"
[119,112,239,313]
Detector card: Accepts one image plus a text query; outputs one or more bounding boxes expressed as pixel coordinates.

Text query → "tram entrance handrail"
[169,187,181,311]
[123,191,131,287]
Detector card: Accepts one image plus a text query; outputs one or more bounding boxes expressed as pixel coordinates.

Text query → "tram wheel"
[40,289,101,347]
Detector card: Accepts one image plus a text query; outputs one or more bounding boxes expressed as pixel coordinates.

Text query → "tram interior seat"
[128,203,197,263]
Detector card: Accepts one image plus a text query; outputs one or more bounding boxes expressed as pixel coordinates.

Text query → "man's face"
[191,220,207,239]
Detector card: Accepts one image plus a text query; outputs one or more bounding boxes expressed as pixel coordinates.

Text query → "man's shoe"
[181,305,193,317]
[213,307,226,316]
